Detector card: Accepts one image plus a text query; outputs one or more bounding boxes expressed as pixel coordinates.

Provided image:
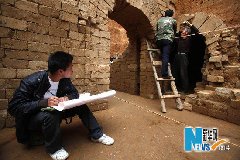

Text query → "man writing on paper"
[8,51,114,160]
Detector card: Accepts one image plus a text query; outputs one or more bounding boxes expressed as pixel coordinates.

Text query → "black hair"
[48,51,73,74]
[165,9,174,17]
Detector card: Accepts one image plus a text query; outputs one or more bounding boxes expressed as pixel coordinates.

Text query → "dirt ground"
[0,91,240,160]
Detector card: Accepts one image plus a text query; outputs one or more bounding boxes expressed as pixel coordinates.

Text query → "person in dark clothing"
[8,51,114,160]
[172,21,205,94]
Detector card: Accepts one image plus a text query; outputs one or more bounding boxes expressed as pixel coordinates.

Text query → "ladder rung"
[148,48,160,51]
[161,95,180,99]
[153,61,162,66]
[157,78,175,81]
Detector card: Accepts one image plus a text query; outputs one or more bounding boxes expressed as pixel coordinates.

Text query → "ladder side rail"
[167,64,183,110]
[146,40,166,113]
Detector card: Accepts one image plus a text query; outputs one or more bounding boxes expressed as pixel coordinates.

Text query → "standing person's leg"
[28,111,63,154]
[161,39,172,77]
[173,54,181,91]
[179,55,189,93]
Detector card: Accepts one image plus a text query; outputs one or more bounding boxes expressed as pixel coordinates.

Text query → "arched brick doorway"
[109,0,153,96]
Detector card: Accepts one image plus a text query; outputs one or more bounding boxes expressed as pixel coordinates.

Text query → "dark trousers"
[28,104,103,154]
[172,54,189,92]
[157,39,173,77]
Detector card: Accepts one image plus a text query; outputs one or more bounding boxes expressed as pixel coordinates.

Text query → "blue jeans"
[157,39,173,77]
[28,104,103,154]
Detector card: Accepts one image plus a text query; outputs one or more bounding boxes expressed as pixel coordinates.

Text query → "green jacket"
[156,17,177,42]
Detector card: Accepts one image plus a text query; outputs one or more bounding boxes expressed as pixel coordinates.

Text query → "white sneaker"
[50,148,69,160]
[91,134,114,145]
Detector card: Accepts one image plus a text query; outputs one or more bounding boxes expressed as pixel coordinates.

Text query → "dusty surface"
[0,91,240,160]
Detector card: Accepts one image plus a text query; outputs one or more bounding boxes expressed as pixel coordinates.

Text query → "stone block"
[222,46,239,57]
[207,75,224,83]
[220,39,239,48]
[5,79,20,89]
[207,42,220,52]
[192,12,209,29]
[26,13,50,26]
[49,26,68,38]
[0,68,16,78]
[0,0,14,5]
[206,34,221,46]
[39,5,59,18]
[16,31,60,44]
[185,94,198,105]
[60,11,78,24]
[2,58,28,69]
[37,0,61,10]
[28,42,51,53]
[6,117,15,128]
[197,90,215,100]
[0,117,5,129]
[27,22,49,34]
[16,69,37,79]
[1,38,28,50]
[51,18,70,31]
[203,100,228,112]
[209,56,222,62]
[72,64,85,78]
[232,89,240,100]
[227,114,240,125]
[6,89,14,99]
[69,48,85,57]
[97,78,110,85]
[0,99,8,110]
[230,100,240,109]
[183,102,192,111]
[209,69,223,76]
[0,89,5,99]
[0,27,15,38]
[28,61,47,70]
[199,15,224,33]
[209,51,221,56]
[15,0,38,13]
[228,107,240,120]
[208,109,227,121]
[70,23,78,32]
[215,87,233,100]
[0,109,7,118]
[0,15,27,30]
[0,48,4,58]
[192,105,208,115]
[62,2,79,15]
[205,85,216,91]
[69,31,85,41]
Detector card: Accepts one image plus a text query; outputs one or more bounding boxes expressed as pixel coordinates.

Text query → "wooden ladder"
[146,40,183,113]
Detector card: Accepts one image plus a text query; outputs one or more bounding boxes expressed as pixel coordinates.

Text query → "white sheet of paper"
[52,90,116,111]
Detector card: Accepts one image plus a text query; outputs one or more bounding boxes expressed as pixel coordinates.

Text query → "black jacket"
[8,70,79,144]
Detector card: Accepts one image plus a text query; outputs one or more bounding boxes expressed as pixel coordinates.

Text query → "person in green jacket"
[156,9,177,78]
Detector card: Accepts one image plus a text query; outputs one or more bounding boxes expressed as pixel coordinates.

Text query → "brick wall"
[184,28,240,125]
[0,0,115,129]
[0,0,175,129]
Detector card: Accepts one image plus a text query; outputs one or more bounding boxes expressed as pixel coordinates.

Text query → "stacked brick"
[0,0,113,129]
[110,40,140,95]
[139,39,158,99]
[184,28,240,125]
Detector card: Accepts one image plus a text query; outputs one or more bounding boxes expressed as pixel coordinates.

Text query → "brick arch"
[109,0,156,96]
